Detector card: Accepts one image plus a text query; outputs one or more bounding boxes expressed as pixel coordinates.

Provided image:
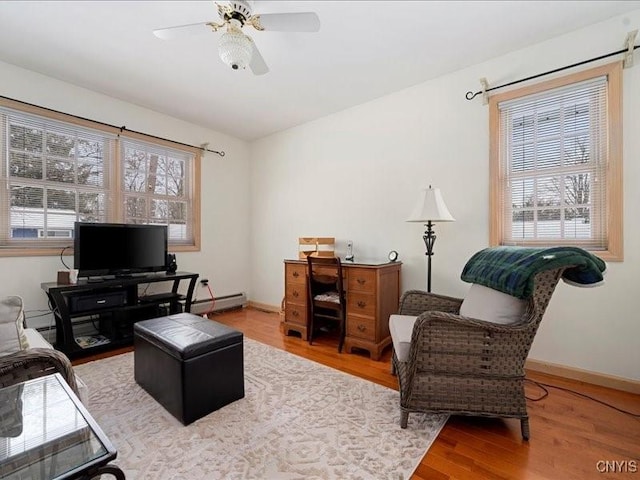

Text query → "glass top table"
[0,373,124,480]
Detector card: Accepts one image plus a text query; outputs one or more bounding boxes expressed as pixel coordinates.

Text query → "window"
[0,99,201,256]
[121,139,194,244]
[489,62,622,261]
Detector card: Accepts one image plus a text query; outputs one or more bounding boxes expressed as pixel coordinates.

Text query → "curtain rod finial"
[200,142,225,157]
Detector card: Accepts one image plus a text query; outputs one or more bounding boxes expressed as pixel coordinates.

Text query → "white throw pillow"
[0,296,30,355]
[459,284,527,325]
[389,314,418,363]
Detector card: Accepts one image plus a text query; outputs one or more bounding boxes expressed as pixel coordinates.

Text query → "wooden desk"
[283,259,401,360]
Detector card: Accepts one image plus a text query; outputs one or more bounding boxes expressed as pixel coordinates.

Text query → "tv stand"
[41,271,199,359]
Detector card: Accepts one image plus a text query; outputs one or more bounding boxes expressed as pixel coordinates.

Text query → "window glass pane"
[564,173,590,207]
[511,143,534,172]
[125,196,146,219]
[124,147,147,192]
[10,124,42,152]
[46,131,75,159]
[536,177,561,207]
[124,169,146,192]
[10,185,43,208]
[536,109,560,138]
[147,153,166,194]
[564,208,592,239]
[12,214,43,238]
[536,138,562,170]
[168,201,186,222]
[78,192,106,217]
[511,178,534,209]
[78,158,104,187]
[46,159,75,183]
[564,103,589,132]
[563,136,590,166]
[167,157,184,197]
[9,152,43,180]
[44,213,76,233]
[512,210,534,240]
[512,114,534,140]
[150,199,168,221]
[76,137,104,161]
[537,209,561,237]
[47,188,75,210]
[169,221,187,241]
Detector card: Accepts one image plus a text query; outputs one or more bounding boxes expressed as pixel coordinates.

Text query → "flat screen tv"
[74,222,168,278]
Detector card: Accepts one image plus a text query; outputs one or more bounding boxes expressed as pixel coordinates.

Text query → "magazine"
[75,334,111,349]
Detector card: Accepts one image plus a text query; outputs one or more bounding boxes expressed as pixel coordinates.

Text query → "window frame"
[0,97,201,257]
[489,61,623,261]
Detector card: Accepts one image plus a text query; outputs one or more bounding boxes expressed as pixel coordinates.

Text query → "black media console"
[41,271,199,359]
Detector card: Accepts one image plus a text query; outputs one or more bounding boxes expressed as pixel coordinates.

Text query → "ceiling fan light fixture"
[154,1,320,75]
[218,27,253,70]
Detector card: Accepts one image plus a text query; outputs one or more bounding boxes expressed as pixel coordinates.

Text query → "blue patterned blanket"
[461,246,606,299]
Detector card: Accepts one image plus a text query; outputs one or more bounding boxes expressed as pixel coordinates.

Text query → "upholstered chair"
[389,246,606,440]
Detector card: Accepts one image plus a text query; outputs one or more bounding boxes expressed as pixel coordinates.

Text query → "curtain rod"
[0,94,225,157]
[465,44,639,101]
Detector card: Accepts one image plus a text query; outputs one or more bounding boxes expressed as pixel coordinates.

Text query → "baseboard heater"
[190,292,247,315]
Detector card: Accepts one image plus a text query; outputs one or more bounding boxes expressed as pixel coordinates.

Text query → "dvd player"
[69,290,128,314]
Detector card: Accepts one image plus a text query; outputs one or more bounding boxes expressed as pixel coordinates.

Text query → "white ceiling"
[1,1,639,141]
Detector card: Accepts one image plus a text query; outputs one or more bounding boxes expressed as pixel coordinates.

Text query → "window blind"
[120,138,194,245]
[498,76,608,250]
[0,107,115,249]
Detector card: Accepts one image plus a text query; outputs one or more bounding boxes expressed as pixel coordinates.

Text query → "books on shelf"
[75,334,111,349]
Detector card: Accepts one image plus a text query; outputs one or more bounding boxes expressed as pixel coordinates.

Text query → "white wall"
[249,10,640,381]
[0,60,252,328]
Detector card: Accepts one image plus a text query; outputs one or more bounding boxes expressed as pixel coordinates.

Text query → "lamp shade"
[219,27,253,70]
[407,186,455,223]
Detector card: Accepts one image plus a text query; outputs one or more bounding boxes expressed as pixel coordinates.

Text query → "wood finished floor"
[74,307,640,480]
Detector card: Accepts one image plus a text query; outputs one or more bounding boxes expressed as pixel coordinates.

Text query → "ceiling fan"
[153,1,320,75]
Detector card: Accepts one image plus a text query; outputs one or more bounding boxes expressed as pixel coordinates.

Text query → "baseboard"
[525,359,640,394]
[247,301,281,314]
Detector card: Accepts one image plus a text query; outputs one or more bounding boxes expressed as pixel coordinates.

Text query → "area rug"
[74,339,448,480]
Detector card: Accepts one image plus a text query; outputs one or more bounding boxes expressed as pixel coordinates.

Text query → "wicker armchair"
[391,267,567,440]
[0,347,79,395]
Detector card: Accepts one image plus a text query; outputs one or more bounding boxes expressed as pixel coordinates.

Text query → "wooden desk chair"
[306,256,346,352]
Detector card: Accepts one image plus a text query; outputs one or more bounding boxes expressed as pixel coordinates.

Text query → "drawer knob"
[292,271,300,278]
[357,300,366,308]
[292,310,299,317]
[357,324,366,332]
[293,290,299,297]
[357,278,366,285]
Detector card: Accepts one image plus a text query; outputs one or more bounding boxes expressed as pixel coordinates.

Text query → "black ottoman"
[134,313,244,425]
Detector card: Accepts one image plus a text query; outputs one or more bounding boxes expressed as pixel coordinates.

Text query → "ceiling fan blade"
[249,39,269,76]
[254,12,320,32]
[153,22,212,40]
